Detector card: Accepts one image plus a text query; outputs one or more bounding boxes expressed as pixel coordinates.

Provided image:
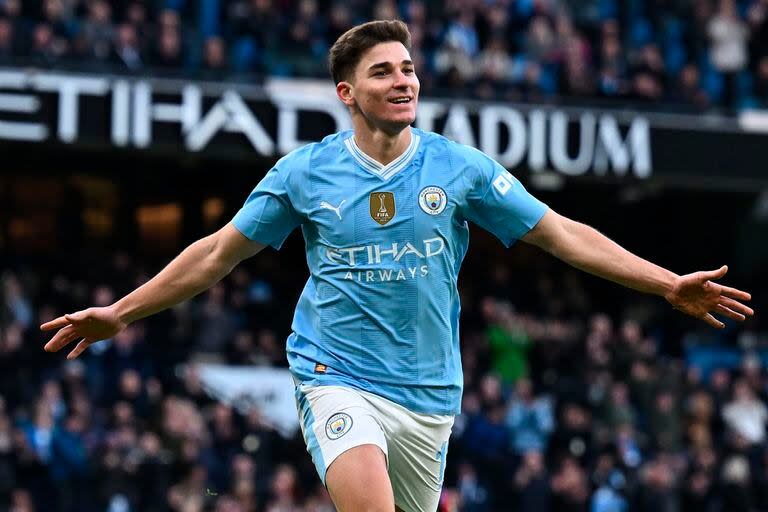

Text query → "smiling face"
[337,41,420,134]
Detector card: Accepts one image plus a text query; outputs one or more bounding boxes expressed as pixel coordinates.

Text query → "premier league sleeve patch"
[418,186,447,216]
[326,412,354,440]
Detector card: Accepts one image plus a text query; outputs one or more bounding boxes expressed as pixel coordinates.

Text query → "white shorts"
[294,383,454,512]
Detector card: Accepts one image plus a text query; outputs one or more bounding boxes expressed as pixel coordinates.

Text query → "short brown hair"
[328,20,412,84]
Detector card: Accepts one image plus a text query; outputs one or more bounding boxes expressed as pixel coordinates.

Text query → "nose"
[392,68,410,89]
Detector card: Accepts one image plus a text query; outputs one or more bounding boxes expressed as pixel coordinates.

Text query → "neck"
[351,118,412,166]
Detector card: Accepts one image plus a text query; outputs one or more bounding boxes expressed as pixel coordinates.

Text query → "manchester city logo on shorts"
[418,186,447,216]
[325,412,353,440]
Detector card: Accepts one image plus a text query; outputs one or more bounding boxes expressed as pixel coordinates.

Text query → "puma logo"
[320,200,345,220]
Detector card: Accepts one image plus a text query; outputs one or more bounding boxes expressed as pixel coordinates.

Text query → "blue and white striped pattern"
[295,385,326,482]
[344,132,421,181]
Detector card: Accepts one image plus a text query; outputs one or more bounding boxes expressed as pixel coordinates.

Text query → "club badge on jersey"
[418,186,447,216]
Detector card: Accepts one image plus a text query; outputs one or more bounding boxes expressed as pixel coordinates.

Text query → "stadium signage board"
[0,68,763,182]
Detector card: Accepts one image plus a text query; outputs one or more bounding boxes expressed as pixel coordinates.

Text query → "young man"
[42,20,753,512]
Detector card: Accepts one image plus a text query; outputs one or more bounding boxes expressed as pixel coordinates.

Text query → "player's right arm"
[41,223,265,359]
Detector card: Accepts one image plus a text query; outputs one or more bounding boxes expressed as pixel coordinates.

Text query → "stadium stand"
[0,0,767,109]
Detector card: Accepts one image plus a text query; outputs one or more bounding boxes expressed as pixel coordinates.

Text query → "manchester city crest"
[325,412,353,440]
[418,186,447,215]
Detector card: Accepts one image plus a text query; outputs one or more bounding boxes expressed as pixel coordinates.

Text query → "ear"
[336,81,355,107]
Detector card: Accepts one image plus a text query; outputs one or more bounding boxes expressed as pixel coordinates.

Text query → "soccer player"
[42,20,753,512]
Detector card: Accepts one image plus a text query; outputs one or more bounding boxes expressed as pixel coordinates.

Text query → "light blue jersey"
[232,128,547,415]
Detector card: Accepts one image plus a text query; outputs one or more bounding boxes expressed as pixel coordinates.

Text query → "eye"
[373,71,387,77]
[403,68,415,74]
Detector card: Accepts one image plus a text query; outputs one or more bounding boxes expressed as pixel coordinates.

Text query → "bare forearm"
[548,219,678,297]
[112,235,234,324]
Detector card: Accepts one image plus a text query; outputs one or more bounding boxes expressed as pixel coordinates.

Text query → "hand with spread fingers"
[40,307,126,360]
[664,265,753,329]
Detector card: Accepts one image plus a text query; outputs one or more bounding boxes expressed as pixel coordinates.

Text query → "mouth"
[387,96,413,105]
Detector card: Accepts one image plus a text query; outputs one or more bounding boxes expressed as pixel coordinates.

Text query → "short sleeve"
[463,151,548,247]
[231,164,303,250]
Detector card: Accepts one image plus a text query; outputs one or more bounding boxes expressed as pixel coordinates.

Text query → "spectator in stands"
[475,36,512,99]
[721,455,754,510]
[601,382,637,431]
[151,9,185,69]
[560,31,595,97]
[76,0,113,61]
[507,378,554,456]
[123,0,149,52]
[722,378,768,447]
[598,29,628,98]
[754,55,768,106]
[372,0,398,21]
[433,33,476,94]
[0,16,14,61]
[279,5,326,77]
[708,0,749,108]
[481,298,532,385]
[748,0,768,71]
[550,456,590,511]
[111,23,143,71]
[41,0,74,56]
[635,455,681,511]
[201,35,228,78]
[512,450,551,511]
[649,390,683,451]
[266,463,302,512]
[2,272,32,329]
[455,461,490,511]
[682,466,716,511]
[549,402,594,465]
[708,367,732,412]
[167,463,208,511]
[444,9,480,59]
[325,3,354,53]
[673,63,711,109]
[29,22,66,66]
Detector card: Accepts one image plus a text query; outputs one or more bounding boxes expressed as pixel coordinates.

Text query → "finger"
[715,304,745,322]
[45,329,81,353]
[703,313,725,329]
[66,338,94,360]
[719,296,754,317]
[718,285,752,302]
[43,325,78,352]
[703,265,728,280]
[65,310,90,324]
[40,316,71,331]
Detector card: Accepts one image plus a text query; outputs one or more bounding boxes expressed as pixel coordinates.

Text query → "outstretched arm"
[522,209,753,328]
[41,223,266,358]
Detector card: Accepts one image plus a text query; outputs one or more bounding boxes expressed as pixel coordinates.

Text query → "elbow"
[543,217,583,261]
[532,213,570,255]
[201,232,236,279]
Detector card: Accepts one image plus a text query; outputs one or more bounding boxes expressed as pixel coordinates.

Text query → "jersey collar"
[344,132,420,181]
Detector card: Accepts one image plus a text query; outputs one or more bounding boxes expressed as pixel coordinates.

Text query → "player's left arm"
[521,209,753,328]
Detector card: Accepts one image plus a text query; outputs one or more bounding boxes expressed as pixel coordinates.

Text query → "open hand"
[665,266,754,328]
[40,307,127,359]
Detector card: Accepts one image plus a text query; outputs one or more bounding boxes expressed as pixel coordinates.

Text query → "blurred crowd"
[1,0,768,110]
[1,243,766,512]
